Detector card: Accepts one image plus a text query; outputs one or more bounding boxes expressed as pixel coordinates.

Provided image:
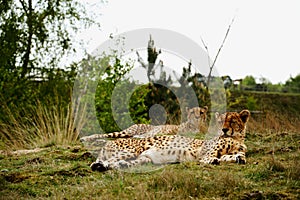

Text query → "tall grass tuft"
[0,100,86,150]
[247,111,300,133]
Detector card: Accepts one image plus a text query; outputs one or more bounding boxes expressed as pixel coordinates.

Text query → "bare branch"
[211,17,235,71]
[200,36,211,71]
[19,0,28,14]
[207,16,235,88]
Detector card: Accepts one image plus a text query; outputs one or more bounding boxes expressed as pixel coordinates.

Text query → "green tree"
[243,75,256,86]
[91,56,151,133]
[136,35,162,82]
[136,36,179,124]
[285,74,300,93]
[0,0,95,120]
[95,57,135,132]
[0,0,93,76]
[241,75,256,90]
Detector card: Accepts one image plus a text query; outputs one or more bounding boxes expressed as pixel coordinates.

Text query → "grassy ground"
[1,130,299,199]
[1,91,299,199]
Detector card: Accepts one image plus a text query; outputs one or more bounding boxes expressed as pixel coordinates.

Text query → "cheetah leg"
[113,156,153,169]
[220,152,246,164]
[199,157,221,165]
[91,149,138,171]
[90,157,121,172]
[90,149,157,171]
[91,156,153,171]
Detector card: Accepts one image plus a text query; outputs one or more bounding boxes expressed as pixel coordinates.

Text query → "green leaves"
[0,0,94,79]
[285,74,300,93]
[93,55,151,133]
[0,0,97,124]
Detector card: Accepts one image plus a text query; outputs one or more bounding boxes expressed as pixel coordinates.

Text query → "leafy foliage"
[285,74,300,93]
[93,56,150,133]
[0,0,92,74]
[135,37,211,125]
[0,0,94,123]
[0,0,97,147]
[242,75,256,86]
[95,81,133,133]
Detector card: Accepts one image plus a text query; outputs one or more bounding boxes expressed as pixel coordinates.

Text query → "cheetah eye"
[231,122,240,129]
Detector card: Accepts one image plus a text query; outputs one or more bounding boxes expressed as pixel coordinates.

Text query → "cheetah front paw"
[90,161,109,172]
[210,158,220,165]
[236,155,246,164]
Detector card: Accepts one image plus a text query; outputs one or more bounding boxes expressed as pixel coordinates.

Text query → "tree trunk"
[21,0,33,79]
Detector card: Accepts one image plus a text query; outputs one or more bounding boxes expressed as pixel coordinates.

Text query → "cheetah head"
[215,110,250,141]
[186,106,208,123]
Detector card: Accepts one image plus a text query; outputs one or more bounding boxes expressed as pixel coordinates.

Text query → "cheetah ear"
[215,112,220,119]
[239,110,250,123]
[203,106,208,112]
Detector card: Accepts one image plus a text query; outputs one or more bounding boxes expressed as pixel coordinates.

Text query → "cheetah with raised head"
[90,109,250,172]
[80,106,208,143]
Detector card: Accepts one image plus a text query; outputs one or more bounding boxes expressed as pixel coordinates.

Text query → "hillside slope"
[227,91,300,132]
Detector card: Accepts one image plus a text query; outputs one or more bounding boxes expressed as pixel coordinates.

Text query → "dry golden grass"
[247,110,300,134]
[0,101,85,150]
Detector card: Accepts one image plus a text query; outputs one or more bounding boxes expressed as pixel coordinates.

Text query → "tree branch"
[200,36,211,75]
[21,0,33,79]
[206,16,235,88]
[19,0,28,15]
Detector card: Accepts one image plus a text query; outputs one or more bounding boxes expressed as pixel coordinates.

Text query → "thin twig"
[206,16,235,88]
[200,36,211,69]
[19,0,28,14]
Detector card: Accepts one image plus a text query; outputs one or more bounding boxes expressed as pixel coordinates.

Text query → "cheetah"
[90,109,250,172]
[80,106,208,143]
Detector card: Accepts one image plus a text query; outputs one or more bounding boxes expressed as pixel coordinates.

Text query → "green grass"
[1,91,299,199]
[1,131,299,199]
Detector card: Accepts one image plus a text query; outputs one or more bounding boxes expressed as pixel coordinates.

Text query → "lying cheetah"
[80,106,208,143]
[90,109,250,171]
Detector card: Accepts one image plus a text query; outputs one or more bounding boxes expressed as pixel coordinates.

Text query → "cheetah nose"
[222,128,229,134]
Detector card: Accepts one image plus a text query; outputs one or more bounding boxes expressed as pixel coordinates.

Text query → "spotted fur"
[90,110,250,171]
[80,106,208,142]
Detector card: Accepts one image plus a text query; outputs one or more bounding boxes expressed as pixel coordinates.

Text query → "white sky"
[77,0,300,84]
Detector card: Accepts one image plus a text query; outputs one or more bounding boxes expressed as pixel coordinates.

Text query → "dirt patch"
[2,172,30,183]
